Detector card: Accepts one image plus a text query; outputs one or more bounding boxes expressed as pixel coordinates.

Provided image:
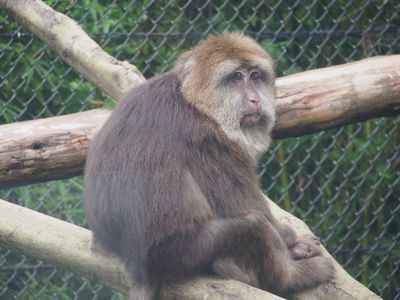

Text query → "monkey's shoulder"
[113,72,211,140]
[107,71,248,163]
[122,71,182,107]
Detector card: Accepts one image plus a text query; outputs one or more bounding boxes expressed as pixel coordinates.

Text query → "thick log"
[0,109,110,187]
[0,0,145,101]
[0,198,380,300]
[0,198,281,300]
[273,55,400,138]
[0,56,399,188]
[1,0,399,188]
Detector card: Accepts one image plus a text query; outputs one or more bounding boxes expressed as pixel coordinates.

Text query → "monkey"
[84,32,334,299]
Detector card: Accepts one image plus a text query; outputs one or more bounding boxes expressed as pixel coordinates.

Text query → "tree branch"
[1,0,399,189]
[0,110,109,187]
[0,198,380,299]
[0,55,399,188]
[273,56,400,138]
[0,198,281,300]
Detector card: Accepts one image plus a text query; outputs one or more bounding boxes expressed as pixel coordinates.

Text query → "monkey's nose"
[249,98,261,109]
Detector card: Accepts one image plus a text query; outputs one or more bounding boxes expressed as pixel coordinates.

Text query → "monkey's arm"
[0,198,380,299]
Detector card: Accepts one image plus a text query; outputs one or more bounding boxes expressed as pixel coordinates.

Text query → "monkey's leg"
[128,283,157,300]
[124,265,158,300]
[125,214,265,297]
[206,214,270,288]
[119,235,160,300]
[257,218,334,295]
[148,214,265,288]
[211,257,260,287]
[268,216,325,260]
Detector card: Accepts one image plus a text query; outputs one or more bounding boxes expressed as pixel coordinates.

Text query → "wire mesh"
[0,0,399,299]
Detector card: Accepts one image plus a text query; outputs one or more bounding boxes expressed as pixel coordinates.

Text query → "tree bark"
[0,198,380,300]
[0,109,109,187]
[0,55,399,189]
[273,55,400,138]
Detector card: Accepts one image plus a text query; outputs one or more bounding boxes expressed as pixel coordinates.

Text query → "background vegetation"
[0,0,399,299]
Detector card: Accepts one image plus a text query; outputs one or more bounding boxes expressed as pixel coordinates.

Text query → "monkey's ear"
[175,50,197,80]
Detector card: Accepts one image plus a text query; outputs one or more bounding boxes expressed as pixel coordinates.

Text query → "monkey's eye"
[250,71,260,81]
[232,71,243,81]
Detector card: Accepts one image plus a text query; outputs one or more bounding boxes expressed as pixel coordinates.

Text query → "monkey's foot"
[289,234,322,260]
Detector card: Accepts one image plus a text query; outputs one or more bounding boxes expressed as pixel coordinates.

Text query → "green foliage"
[0,0,399,299]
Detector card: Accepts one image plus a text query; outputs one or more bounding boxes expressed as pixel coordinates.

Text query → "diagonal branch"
[0,198,282,300]
[0,198,380,299]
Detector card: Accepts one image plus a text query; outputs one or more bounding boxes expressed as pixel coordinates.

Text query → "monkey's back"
[84,71,266,277]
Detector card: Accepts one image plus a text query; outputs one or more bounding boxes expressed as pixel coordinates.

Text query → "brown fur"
[84,32,334,299]
[177,32,273,98]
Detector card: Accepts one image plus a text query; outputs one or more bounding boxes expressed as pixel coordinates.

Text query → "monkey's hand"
[289,234,322,260]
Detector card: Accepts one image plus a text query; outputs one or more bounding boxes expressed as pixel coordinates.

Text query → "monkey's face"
[212,60,276,155]
[182,59,275,130]
[184,59,276,160]
[226,65,275,129]
[212,59,275,124]
[177,32,276,159]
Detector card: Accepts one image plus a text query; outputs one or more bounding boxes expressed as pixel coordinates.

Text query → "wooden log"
[0,109,110,187]
[0,198,380,299]
[0,56,399,189]
[273,55,400,138]
[1,1,399,188]
[0,198,282,300]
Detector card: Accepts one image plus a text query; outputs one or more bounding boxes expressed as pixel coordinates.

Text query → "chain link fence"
[1,0,399,299]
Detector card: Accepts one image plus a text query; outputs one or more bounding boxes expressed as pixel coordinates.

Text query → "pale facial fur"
[181,58,276,161]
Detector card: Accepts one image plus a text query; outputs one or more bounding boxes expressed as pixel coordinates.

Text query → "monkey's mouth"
[240,113,264,127]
